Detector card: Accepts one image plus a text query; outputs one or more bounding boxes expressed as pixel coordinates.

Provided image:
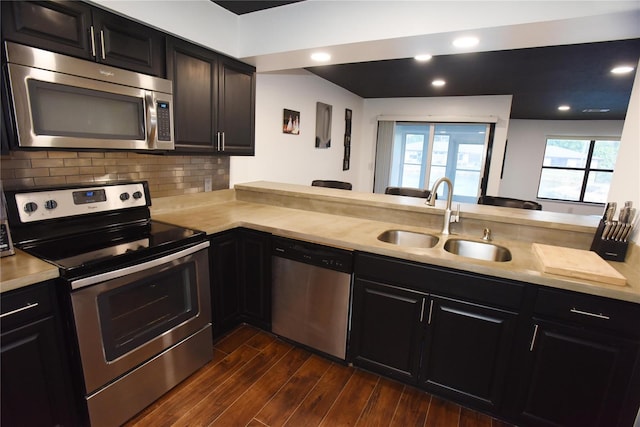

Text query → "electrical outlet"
[204,176,212,192]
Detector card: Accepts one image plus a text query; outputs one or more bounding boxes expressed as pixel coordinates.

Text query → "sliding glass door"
[384,122,490,203]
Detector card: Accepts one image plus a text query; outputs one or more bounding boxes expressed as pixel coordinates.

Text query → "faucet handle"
[451,203,460,223]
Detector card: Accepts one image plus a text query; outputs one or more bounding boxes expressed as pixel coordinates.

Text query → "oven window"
[97,262,198,361]
[28,79,145,140]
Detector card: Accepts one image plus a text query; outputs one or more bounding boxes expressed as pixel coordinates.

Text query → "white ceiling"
[92,1,640,72]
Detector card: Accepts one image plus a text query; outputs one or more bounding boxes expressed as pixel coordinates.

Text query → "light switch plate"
[204,176,212,192]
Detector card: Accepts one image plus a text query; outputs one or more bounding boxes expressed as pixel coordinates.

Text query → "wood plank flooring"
[125,325,515,427]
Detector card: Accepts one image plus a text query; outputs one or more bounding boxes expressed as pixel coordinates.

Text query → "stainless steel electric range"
[4,181,212,427]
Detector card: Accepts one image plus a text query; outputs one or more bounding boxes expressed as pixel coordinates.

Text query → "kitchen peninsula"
[145,181,640,302]
[2,181,640,427]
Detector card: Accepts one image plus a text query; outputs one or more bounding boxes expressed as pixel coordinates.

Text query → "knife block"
[590,220,629,262]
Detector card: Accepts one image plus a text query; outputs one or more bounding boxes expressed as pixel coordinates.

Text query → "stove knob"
[44,200,58,210]
[132,191,143,200]
[120,192,130,201]
[24,202,38,213]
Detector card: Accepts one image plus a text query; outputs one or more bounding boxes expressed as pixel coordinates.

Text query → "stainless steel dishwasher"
[271,237,353,360]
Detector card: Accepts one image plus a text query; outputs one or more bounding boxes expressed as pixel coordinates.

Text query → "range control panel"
[13,182,148,223]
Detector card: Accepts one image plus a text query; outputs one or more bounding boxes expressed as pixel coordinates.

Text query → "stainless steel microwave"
[4,42,174,151]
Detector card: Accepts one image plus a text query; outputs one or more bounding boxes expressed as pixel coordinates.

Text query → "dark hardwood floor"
[126,325,515,427]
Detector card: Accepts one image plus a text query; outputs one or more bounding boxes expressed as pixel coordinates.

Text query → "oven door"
[70,241,210,394]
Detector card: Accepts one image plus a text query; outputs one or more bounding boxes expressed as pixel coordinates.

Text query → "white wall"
[609,58,640,245]
[360,96,513,193]
[503,120,625,215]
[230,70,364,188]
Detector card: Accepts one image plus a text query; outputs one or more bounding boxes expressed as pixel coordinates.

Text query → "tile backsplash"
[0,150,229,198]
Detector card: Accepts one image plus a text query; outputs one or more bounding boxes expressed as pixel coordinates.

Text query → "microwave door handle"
[146,92,157,149]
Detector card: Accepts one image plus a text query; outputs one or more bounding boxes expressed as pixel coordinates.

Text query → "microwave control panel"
[157,102,171,141]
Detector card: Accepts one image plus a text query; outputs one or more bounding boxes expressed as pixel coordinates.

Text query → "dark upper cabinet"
[209,229,271,338]
[167,36,256,155]
[1,1,165,77]
[217,57,256,155]
[1,281,77,427]
[350,278,426,383]
[420,296,517,412]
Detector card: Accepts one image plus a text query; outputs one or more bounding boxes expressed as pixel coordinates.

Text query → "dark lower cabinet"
[420,296,517,411]
[350,278,426,383]
[350,252,520,413]
[518,320,637,427]
[1,281,77,426]
[512,288,640,427]
[210,229,271,338]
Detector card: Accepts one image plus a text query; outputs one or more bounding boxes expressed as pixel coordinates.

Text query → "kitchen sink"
[377,230,439,248]
[444,239,512,262]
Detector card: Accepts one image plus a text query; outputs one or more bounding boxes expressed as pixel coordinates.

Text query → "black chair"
[384,186,432,199]
[311,180,352,190]
[478,195,542,210]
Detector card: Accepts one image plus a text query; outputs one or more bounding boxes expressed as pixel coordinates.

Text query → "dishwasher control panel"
[272,237,353,274]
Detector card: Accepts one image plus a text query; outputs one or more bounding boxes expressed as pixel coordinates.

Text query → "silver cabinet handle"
[570,308,610,320]
[427,299,434,324]
[419,298,426,322]
[1,302,39,319]
[90,26,96,57]
[100,30,106,60]
[222,131,225,151]
[216,132,221,151]
[529,324,539,351]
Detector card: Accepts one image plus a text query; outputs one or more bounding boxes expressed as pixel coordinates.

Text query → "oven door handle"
[70,241,210,290]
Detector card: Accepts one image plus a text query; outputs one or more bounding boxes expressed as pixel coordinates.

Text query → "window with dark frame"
[537,137,620,204]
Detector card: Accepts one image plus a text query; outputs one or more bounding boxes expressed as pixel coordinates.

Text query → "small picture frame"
[315,102,332,148]
[283,109,300,135]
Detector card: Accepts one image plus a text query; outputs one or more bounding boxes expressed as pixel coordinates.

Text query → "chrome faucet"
[426,177,460,235]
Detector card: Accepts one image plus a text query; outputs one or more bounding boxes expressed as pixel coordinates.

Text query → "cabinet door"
[350,278,426,383]
[92,9,165,77]
[1,316,76,426]
[238,229,271,329]
[420,296,517,411]
[209,232,241,338]
[518,320,638,427]
[218,57,256,155]
[167,37,219,153]
[1,0,92,59]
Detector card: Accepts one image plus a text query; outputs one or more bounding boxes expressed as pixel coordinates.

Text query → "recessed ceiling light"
[611,65,634,74]
[453,36,479,48]
[558,105,571,111]
[582,108,611,113]
[432,79,446,87]
[310,52,331,62]
[414,54,432,62]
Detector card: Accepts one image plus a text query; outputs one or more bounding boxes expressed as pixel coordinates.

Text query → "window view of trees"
[537,138,620,203]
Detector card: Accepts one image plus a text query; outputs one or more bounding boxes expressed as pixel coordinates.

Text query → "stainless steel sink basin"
[443,239,512,262]
[377,230,439,248]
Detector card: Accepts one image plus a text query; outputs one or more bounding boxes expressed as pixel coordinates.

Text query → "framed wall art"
[283,109,300,134]
[315,102,332,148]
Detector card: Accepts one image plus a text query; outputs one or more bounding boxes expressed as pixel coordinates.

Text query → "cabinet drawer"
[354,252,525,310]
[0,282,54,331]
[534,288,640,338]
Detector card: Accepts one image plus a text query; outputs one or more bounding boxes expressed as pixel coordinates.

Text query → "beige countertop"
[3,182,638,304]
[150,183,640,304]
[0,249,59,293]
